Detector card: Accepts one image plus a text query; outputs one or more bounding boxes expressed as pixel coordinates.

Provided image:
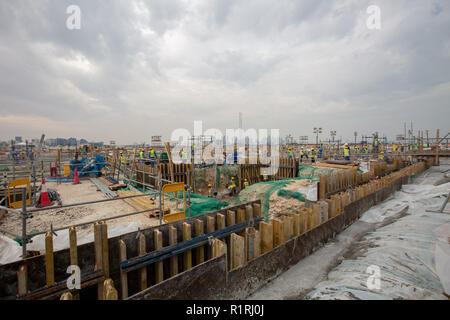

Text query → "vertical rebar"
[21,187,27,258]
[32,159,36,206]
[158,172,162,225]
[188,186,191,218]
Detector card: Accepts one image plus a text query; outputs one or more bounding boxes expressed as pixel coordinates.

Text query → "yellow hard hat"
[381,151,384,154]
[208,184,211,187]
[244,179,247,181]
[231,177,235,180]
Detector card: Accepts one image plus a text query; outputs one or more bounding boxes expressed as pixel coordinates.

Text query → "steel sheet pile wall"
[129,159,431,300]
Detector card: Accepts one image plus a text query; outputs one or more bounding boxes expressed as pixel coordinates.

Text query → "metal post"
[32,159,36,206]
[158,172,162,225]
[21,187,27,258]
[188,186,191,218]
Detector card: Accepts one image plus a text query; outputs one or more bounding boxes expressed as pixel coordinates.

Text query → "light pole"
[354,131,357,144]
[330,130,336,143]
[313,127,322,145]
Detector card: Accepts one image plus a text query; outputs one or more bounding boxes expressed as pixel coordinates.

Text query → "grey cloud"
[0,0,449,144]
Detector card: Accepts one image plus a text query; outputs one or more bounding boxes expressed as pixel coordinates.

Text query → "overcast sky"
[0,0,449,144]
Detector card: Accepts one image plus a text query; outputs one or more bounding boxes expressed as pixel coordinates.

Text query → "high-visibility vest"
[244,181,249,188]
[289,151,293,157]
[140,151,144,159]
[150,150,155,158]
[344,148,350,157]
[208,188,214,197]
[121,156,125,163]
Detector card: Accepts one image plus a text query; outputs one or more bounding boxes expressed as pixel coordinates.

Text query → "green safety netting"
[297,165,344,179]
[277,189,306,202]
[190,165,238,190]
[193,167,207,189]
[175,191,229,217]
[216,165,238,188]
[234,177,317,222]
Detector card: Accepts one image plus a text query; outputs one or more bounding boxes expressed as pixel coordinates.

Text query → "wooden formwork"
[274,158,298,180]
[136,163,193,188]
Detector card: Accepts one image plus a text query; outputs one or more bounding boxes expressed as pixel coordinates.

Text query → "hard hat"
[231,177,235,180]
[244,179,247,181]
[208,184,211,187]
[381,151,384,154]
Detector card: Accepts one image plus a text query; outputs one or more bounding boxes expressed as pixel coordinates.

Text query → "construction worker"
[288,147,293,159]
[378,151,385,162]
[120,152,125,164]
[344,144,350,161]
[364,145,369,154]
[243,178,249,189]
[299,148,305,162]
[373,137,379,153]
[207,183,215,198]
[228,177,237,196]
[149,148,156,167]
[139,148,145,163]
[333,153,339,160]
[310,148,315,163]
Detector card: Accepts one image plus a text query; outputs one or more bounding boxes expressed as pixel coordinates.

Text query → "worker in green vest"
[139,149,145,163]
[299,148,305,162]
[120,153,125,164]
[243,178,249,189]
[373,138,379,153]
[149,148,156,167]
[344,144,350,161]
[228,177,237,196]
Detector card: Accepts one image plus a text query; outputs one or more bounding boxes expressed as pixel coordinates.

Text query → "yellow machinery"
[8,178,31,208]
[161,182,186,223]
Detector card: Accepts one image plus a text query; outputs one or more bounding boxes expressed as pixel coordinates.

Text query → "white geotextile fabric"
[308,166,450,300]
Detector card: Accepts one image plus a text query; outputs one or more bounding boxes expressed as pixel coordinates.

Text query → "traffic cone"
[40,178,51,206]
[73,168,80,184]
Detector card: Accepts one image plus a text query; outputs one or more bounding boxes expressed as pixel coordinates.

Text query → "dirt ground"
[0,179,161,237]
